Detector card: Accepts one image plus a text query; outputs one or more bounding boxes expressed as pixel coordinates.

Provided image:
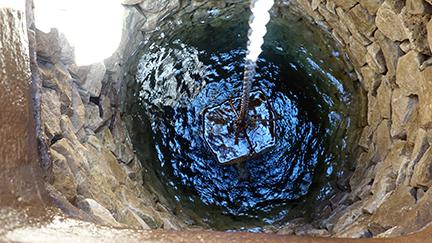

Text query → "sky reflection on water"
[125,2,361,230]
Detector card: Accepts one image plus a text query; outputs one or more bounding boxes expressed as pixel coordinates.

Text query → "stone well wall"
[287,0,432,238]
[28,0,432,239]
[29,3,188,230]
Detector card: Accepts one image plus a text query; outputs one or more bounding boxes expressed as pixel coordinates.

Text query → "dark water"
[125,2,363,231]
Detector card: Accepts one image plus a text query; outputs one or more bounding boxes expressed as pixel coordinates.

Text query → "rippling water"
[125,2,363,231]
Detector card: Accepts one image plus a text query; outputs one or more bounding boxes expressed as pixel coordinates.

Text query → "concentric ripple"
[125,2,363,231]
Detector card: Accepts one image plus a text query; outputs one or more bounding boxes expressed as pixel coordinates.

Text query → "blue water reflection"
[125,4,362,231]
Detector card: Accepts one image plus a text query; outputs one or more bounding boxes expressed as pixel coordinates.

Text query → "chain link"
[238,0,273,125]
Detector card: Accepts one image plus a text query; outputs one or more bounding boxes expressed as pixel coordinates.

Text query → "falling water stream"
[124,1,364,231]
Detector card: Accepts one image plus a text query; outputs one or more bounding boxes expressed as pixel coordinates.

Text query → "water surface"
[124,2,363,231]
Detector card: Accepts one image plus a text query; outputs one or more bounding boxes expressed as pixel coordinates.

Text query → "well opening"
[123,1,365,231]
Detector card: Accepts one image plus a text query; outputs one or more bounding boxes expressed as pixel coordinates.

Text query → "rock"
[366,42,387,74]
[367,184,416,236]
[277,223,296,235]
[51,138,90,177]
[375,30,404,79]
[44,183,94,223]
[405,106,421,146]
[138,0,169,13]
[376,76,392,119]
[326,1,337,14]
[337,7,372,46]
[404,129,430,186]
[420,57,432,71]
[376,0,409,42]
[396,155,411,185]
[140,0,180,33]
[385,140,408,176]
[407,0,432,14]
[41,62,73,114]
[331,0,358,11]
[51,149,78,202]
[114,204,151,229]
[85,135,128,189]
[323,204,350,233]
[36,28,62,63]
[373,119,392,162]
[347,35,368,67]
[41,87,62,142]
[312,204,333,229]
[400,40,415,53]
[120,163,137,180]
[39,63,57,89]
[85,102,104,132]
[375,226,397,238]
[50,138,102,204]
[311,0,322,10]
[386,188,432,236]
[76,127,87,143]
[60,115,86,155]
[360,0,384,15]
[358,126,373,150]
[332,198,369,233]
[332,214,372,238]
[400,8,432,55]
[318,4,350,46]
[59,32,76,65]
[396,50,424,96]
[363,139,403,214]
[361,65,382,95]
[161,216,183,230]
[411,145,432,189]
[77,62,106,98]
[115,184,160,229]
[112,115,135,164]
[428,19,432,53]
[293,223,329,237]
[347,4,377,39]
[349,150,374,193]
[390,88,419,139]
[367,93,382,130]
[76,197,123,227]
[96,127,117,155]
[69,83,86,134]
[350,147,381,202]
[419,66,432,129]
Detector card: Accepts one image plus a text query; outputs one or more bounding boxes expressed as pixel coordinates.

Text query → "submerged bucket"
[202,89,277,165]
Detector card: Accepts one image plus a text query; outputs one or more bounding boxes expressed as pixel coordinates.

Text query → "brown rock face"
[35,28,62,63]
[428,19,432,52]
[396,50,425,96]
[419,66,432,129]
[360,0,384,15]
[376,0,408,42]
[391,88,419,139]
[407,0,432,14]
[368,184,416,236]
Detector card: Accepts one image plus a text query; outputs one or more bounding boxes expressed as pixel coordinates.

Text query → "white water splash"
[246,0,274,62]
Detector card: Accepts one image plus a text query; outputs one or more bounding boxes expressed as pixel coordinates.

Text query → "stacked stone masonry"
[32,0,432,239]
[35,26,187,230]
[290,0,432,238]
